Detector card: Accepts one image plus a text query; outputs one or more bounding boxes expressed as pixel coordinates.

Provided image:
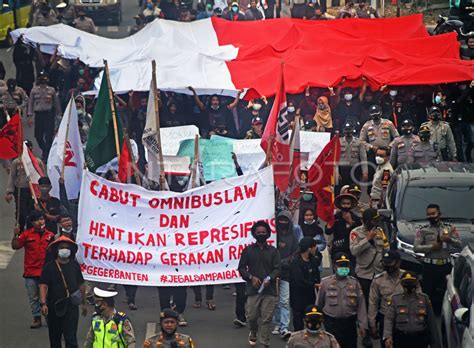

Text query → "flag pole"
[60,95,74,178]
[124,129,141,186]
[190,134,199,189]
[287,116,299,186]
[264,135,273,167]
[103,60,121,161]
[151,60,167,189]
[15,117,24,228]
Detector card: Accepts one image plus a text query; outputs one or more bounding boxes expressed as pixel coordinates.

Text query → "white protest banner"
[163,155,190,176]
[76,167,276,286]
[300,131,330,165]
[161,125,200,156]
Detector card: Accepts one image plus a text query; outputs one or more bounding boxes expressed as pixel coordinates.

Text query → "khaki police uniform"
[85,311,136,348]
[0,86,28,113]
[406,141,437,164]
[369,161,393,207]
[389,134,419,169]
[286,330,340,348]
[32,13,59,27]
[420,120,456,161]
[338,136,368,188]
[74,17,97,34]
[316,274,367,348]
[383,292,441,348]
[360,119,399,150]
[143,332,195,348]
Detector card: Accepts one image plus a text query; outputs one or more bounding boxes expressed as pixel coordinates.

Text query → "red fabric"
[118,140,135,183]
[290,125,301,201]
[0,113,22,159]
[308,135,341,227]
[17,228,55,277]
[261,65,291,192]
[211,16,474,98]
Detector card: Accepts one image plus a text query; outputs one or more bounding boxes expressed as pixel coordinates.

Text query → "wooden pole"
[151,60,166,188]
[60,95,74,178]
[190,134,199,189]
[103,60,121,161]
[287,116,299,187]
[264,135,273,167]
[124,129,141,186]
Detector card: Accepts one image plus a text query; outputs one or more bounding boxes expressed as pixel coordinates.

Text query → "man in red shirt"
[11,209,55,328]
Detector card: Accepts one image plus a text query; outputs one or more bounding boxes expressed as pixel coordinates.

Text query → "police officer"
[350,208,390,305]
[74,11,97,34]
[316,252,368,348]
[286,305,340,348]
[143,309,195,348]
[383,272,441,348]
[245,116,264,139]
[413,204,462,313]
[370,147,393,209]
[407,125,437,164]
[31,3,59,27]
[56,1,76,25]
[0,78,28,121]
[27,71,61,159]
[421,106,456,161]
[337,123,368,193]
[389,119,419,169]
[85,287,136,348]
[340,184,369,217]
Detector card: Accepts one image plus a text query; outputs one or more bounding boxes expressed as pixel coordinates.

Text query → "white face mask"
[287,106,295,113]
[375,156,385,165]
[344,94,353,101]
[58,248,71,259]
[62,227,73,233]
[389,90,398,97]
[252,103,262,111]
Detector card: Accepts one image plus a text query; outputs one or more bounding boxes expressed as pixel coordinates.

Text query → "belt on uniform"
[421,257,449,265]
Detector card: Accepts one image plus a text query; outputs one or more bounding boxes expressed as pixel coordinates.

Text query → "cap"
[382,250,401,263]
[304,305,323,318]
[348,183,362,195]
[362,208,379,221]
[428,106,441,115]
[334,193,358,210]
[401,119,413,127]
[160,308,180,322]
[56,2,67,8]
[252,116,263,125]
[419,125,431,134]
[299,237,317,252]
[334,252,351,265]
[47,235,78,254]
[401,271,417,282]
[369,104,382,116]
[93,287,118,300]
[38,70,49,79]
[343,122,355,131]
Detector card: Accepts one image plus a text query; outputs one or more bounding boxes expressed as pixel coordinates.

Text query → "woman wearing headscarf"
[313,96,333,133]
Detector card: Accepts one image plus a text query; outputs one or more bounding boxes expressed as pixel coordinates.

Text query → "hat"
[334,252,351,265]
[419,124,431,134]
[382,250,400,263]
[348,184,362,195]
[252,116,263,125]
[428,106,441,115]
[369,104,382,116]
[304,305,323,318]
[343,122,355,131]
[47,235,78,254]
[362,208,379,222]
[160,308,180,322]
[56,2,67,8]
[299,237,317,252]
[38,70,49,79]
[231,1,238,5]
[400,271,417,282]
[93,287,118,300]
[401,119,413,128]
[334,193,358,210]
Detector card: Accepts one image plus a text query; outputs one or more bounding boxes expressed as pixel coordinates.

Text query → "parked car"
[74,0,122,25]
[441,243,473,348]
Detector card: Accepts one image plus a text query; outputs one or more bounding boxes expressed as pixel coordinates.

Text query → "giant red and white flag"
[261,65,290,192]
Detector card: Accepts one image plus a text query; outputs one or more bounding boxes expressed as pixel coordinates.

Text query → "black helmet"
[428,106,441,116]
[343,122,355,132]
[304,119,316,130]
[369,104,382,117]
[401,119,413,128]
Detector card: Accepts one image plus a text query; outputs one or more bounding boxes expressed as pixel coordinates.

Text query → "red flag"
[0,113,22,159]
[308,135,341,227]
[260,64,290,192]
[118,139,135,183]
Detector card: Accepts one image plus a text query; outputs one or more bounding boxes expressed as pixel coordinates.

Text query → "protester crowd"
[1,1,472,348]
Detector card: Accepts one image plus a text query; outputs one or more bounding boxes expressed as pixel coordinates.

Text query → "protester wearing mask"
[11,210,55,329]
[73,11,96,34]
[301,209,324,240]
[223,1,245,20]
[286,100,298,127]
[407,125,437,164]
[325,193,360,271]
[56,214,76,241]
[389,119,419,169]
[130,14,146,35]
[380,88,399,118]
[289,238,321,331]
[337,123,368,194]
[333,78,367,132]
[0,78,28,125]
[245,116,264,139]
[84,287,136,348]
[350,208,390,306]
[316,252,368,348]
[461,36,474,59]
[413,204,462,314]
[369,147,393,209]
[420,106,457,161]
[39,236,86,347]
[450,82,473,162]
[368,251,420,346]
[144,309,195,347]
[36,177,64,234]
[238,221,280,348]
[313,96,333,132]
[383,272,441,348]
[287,306,339,347]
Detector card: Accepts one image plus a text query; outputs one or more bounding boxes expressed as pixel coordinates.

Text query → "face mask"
[79,15,85,19]
[7,85,15,91]
[278,220,290,228]
[366,220,379,230]
[287,106,295,113]
[389,90,397,97]
[420,134,430,142]
[344,94,353,101]
[402,282,416,293]
[372,114,381,121]
[232,6,238,12]
[341,207,351,212]
[428,215,440,225]
[344,132,353,138]
[434,95,442,104]
[336,267,350,277]
[431,113,441,121]
[375,156,385,165]
[94,305,104,314]
[459,85,467,90]
[304,220,315,225]
[252,103,262,111]
[78,68,84,76]
[401,128,412,136]
[40,187,51,195]
[302,193,313,202]
[146,3,153,8]
[39,79,47,85]
[306,321,321,334]
[210,105,219,111]
[62,227,73,233]
[58,248,71,259]
[318,104,327,110]
[254,234,269,243]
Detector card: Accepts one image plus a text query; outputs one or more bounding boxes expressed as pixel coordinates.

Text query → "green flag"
[85,73,123,172]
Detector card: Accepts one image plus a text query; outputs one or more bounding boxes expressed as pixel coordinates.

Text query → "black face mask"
[428,215,440,225]
[94,305,104,314]
[341,207,351,212]
[402,282,417,293]
[431,113,441,121]
[384,265,398,275]
[254,234,269,243]
[372,115,381,121]
[401,128,412,135]
[420,134,430,142]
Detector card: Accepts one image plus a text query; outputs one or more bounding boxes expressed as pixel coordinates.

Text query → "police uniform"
[407,141,437,164]
[370,160,393,208]
[338,136,368,188]
[31,12,59,27]
[316,270,367,348]
[383,273,441,348]
[389,134,419,169]
[420,120,456,161]
[359,119,399,150]
[413,221,462,312]
[85,288,136,348]
[0,86,28,114]
[286,330,340,348]
[143,332,194,348]
[74,16,97,34]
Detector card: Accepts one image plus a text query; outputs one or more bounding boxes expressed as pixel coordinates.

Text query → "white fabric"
[21,143,43,185]
[12,19,239,95]
[142,80,161,183]
[48,98,85,200]
[77,167,275,286]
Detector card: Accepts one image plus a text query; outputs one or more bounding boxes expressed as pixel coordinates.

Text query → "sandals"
[206,301,216,311]
[192,301,201,308]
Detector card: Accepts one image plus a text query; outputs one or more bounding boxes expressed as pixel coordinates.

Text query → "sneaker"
[233,318,246,328]
[128,303,138,310]
[178,314,188,327]
[30,316,42,329]
[222,284,231,290]
[248,331,257,346]
[271,326,280,335]
[280,329,291,339]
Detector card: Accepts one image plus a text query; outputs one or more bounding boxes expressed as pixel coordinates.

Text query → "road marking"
[322,248,330,268]
[107,26,119,32]
[127,26,131,33]
[145,322,156,339]
[0,241,15,269]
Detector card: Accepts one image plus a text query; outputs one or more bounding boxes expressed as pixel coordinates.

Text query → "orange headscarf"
[313,96,333,131]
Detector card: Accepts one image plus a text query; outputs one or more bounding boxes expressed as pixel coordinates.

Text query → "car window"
[453,256,467,289]
[458,264,472,308]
